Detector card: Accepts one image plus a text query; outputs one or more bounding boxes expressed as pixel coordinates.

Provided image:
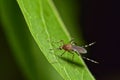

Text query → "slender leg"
[68,51,75,61]
[50,47,61,51]
[69,38,74,43]
[82,42,96,47]
[70,39,77,45]
[50,40,64,50]
[50,40,64,46]
[61,51,66,56]
[72,54,75,61]
[82,56,99,64]
[57,40,64,45]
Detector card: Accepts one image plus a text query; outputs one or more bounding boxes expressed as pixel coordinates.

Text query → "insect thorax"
[62,44,72,51]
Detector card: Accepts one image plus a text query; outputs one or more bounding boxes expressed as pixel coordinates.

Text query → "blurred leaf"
[53,0,84,43]
[0,0,62,80]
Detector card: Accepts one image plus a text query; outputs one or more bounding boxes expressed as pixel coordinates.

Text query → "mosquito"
[58,40,98,64]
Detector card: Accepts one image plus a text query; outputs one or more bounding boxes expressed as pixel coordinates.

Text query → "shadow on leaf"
[57,55,85,68]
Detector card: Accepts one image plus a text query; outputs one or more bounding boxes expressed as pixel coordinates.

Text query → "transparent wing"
[72,45,87,54]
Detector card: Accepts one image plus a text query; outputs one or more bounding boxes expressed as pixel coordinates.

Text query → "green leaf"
[0,0,62,80]
[53,0,84,42]
[17,0,95,80]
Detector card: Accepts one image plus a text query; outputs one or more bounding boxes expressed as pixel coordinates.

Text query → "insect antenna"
[82,56,99,64]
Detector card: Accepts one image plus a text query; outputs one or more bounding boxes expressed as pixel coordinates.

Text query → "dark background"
[82,0,120,80]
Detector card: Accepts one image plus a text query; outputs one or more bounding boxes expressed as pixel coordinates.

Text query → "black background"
[82,0,120,80]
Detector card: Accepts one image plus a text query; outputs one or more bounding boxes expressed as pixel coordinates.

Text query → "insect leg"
[82,42,96,47]
[58,40,65,45]
[82,56,99,64]
[69,39,77,45]
[72,54,75,61]
[61,51,66,56]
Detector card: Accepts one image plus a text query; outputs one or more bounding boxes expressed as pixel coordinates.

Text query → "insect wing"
[72,45,87,54]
